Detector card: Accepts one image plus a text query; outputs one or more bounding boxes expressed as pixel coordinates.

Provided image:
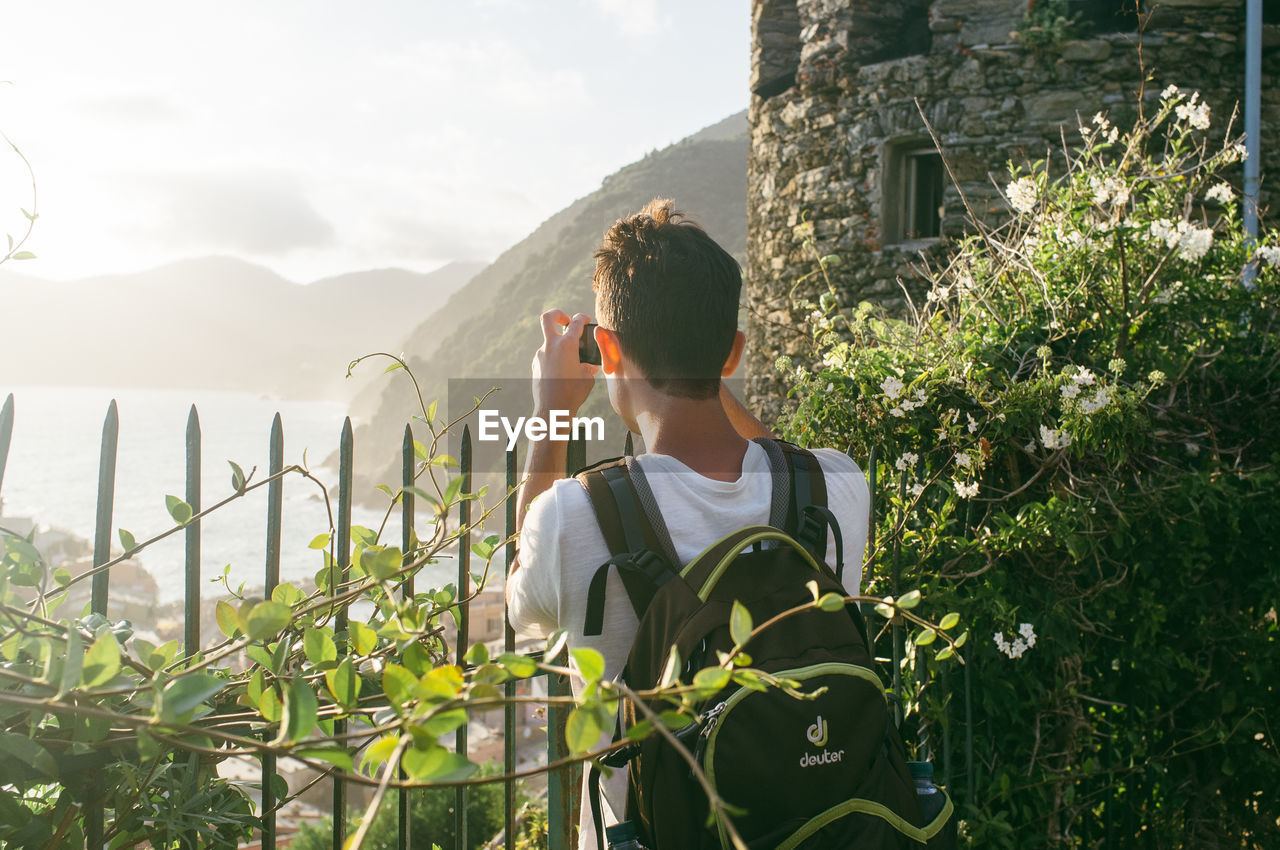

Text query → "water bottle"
[908,761,957,849]
[605,820,650,850]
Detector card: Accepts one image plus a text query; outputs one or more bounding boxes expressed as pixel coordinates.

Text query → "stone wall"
[746,0,1280,412]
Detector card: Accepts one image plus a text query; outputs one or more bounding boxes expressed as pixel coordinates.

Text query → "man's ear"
[597,326,625,375]
[721,330,747,377]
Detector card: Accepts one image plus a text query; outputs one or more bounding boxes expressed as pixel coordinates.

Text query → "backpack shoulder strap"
[576,458,680,636]
[755,438,846,581]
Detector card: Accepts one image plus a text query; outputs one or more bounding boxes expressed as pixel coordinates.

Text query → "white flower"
[1149,218,1214,261]
[1161,84,1180,101]
[927,285,951,303]
[1175,91,1210,130]
[1006,176,1038,215]
[955,452,973,469]
[1024,440,1037,453]
[1079,387,1111,415]
[1206,183,1234,205]
[1039,425,1073,451]
[889,407,905,418]
[1185,442,1201,455]
[1008,638,1027,659]
[895,451,919,471]
[967,413,979,434]
[910,483,925,497]
[825,382,834,393]
[1231,142,1249,162]
[1255,245,1280,268]
[995,623,1037,659]
[993,632,1010,653]
[1089,175,1128,207]
[1072,366,1096,386]
[1092,111,1110,129]
[1180,226,1213,261]
[1019,622,1036,643]
[881,376,905,399]
[954,480,979,499]
[915,388,928,403]
[1061,382,1081,400]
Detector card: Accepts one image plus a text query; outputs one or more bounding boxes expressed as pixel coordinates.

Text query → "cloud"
[132,169,336,256]
[74,92,189,125]
[595,0,667,37]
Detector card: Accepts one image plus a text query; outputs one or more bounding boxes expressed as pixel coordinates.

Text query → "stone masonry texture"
[746,0,1280,414]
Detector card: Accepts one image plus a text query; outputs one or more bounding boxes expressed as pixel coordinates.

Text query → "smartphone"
[578,322,601,366]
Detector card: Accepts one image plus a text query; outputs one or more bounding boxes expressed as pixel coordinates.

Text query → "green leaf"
[215,600,242,638]
[245,600,291,642]
[158,673,225,722]
[361,734,402,773]
[571,647,606,683]
[955,630,969,648]
[625,719,654,741]
[935,646,955,661]
[294,747,354,771]
[58,627,83,695]
[422,707,469,737]
[165,494,193,525]
[304,628,337,665]
[308,533,331,550]
[426,400,438,423]
[383,361,404,374]
[898,589,922,610]
[229,461,246,493]
[874,597,896,619]
[464,642,490,666]
[817,592,845,612]
[566,705,604,753]
[939,612,961,631]
[118,528,136,553]
[52,567,71,587]
[351,622,377,655]
[915,628,938,647]
[658,647,682,689]
[382,664,417,709]
[442,476,464,505]
[0,733,57,778]
[413,440,429,461]
[10,250,35,260]
[81,634,121,687]
[326,658,361,709]
[258,685,282,723]
[545,629,569,662]
[693,667,731,694]
[246,645,275,673]
[277,678,319,744]
[729,601,753,647]
[806,579,820,601]
[497,653,537,678]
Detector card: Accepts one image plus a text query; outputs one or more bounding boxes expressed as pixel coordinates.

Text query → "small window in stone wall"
[1069,0,1141,34]
[885,146,946,244]
[868,0,932,64]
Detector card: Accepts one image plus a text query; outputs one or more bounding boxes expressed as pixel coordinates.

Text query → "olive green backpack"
[578,438,954,849]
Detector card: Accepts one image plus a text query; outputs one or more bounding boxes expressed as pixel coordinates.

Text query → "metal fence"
[1,390,1147,849]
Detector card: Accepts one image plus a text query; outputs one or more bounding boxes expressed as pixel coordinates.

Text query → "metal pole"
[261,413,283,850]
[455,427,472,850]
[398,424,414,850]
[1244,0,1262,289]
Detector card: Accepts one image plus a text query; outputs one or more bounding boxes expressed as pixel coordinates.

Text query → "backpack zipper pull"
[691,700,728,766]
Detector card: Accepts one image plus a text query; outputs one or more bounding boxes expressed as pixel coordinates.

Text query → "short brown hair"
[592,199,742,399]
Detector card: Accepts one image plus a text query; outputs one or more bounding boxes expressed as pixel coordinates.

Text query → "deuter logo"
[800,715,843,768]
[799,749,846,768]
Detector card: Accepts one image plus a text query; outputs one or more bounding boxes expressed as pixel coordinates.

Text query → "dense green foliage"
[287,773,522,850]
[780,89,1280,847]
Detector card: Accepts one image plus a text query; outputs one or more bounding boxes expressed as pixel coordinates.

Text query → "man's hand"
[532,310,597,416]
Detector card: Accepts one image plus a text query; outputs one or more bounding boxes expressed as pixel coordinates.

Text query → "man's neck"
[632,387,749,482]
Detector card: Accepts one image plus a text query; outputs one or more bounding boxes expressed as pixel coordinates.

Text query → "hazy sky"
[0,1,748,282]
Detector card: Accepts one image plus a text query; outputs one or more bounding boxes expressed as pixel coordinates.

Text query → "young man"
[505,199,870,844]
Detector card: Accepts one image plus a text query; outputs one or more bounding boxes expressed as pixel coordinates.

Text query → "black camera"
[579,322,601,366]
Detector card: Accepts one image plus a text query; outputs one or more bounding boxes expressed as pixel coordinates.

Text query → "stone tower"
[746,0,1280,409]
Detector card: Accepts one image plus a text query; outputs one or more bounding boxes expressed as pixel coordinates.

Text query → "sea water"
[0,385,452,603]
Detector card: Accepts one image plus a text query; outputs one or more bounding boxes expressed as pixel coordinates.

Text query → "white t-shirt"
[507,440,870,844]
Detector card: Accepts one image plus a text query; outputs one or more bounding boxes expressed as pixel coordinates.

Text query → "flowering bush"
[779,87,1280,847]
